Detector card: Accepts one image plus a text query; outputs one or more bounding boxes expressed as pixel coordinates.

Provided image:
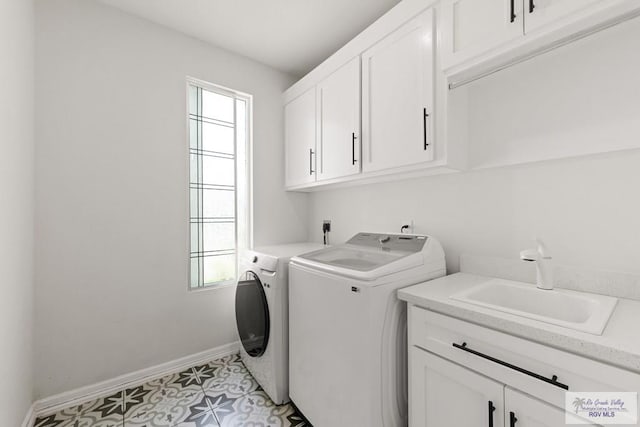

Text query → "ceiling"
[95,0,401,77]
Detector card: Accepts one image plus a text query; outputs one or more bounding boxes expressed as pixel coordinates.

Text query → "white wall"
[308,17,640,277]
[35,0,306,398]
[466,14,640,169]
[0,0,35,423]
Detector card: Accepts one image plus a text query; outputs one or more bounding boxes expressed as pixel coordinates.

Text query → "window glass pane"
[203,122,234,154]
[203,189,235,218]
[189,85,199,116]
[190,223,199,253]
[190,258,199,288]
[203,222,235,252]
[189,154,199,184]
[189,119,199,150]
[190,189,198,217]
[202,156,234,186]
[202,90,234,123]
[203,254,236,284]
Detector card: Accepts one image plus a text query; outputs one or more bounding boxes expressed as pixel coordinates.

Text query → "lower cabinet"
[505,387,598,427]
[411,348,600,427]
[411,348,504,427]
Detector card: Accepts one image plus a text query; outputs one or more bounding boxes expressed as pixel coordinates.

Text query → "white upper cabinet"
[362,8,436,173]
[283,0,640,190]
[441,0,524,69]
[317,57,361,181]
[285,88,317,187]
[442,0,640,76]
[525,0,603,32]
[283,0,468,191]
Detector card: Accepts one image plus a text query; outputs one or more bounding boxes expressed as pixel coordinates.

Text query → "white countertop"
[398,272,640,373]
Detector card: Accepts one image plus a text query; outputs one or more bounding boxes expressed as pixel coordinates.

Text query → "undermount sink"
[450,279,618,335]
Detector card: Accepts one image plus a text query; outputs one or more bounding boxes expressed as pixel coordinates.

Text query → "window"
[188,78,251,289]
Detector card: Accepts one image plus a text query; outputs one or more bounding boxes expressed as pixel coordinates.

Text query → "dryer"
[289,232,446,426]
[235,243,323,405]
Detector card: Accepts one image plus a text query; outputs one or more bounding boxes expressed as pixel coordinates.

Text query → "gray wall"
[35,0,306,398]
[0,0,35,423]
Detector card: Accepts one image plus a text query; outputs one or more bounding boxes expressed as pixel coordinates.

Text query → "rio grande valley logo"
[566,392,638,425]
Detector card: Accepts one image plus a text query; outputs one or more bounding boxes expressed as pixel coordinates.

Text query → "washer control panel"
[346,232,427,252]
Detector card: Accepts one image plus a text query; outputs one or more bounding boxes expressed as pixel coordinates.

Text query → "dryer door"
[235,270,270,357]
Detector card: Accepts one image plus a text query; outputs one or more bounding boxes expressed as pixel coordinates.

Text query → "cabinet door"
[284,88,316,187]
[361,9,435,173]
[410,347,505,427]
[441,0,524,69]
[505,388,600,427]
[317,57,361,181]
[525,0,603,33]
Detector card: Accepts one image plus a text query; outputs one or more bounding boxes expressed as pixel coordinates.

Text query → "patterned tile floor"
[34,353,309,427]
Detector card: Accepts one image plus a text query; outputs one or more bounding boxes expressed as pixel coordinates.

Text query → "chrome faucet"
[520,238,554,290]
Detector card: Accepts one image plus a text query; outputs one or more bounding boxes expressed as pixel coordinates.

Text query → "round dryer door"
[235,271,270,357]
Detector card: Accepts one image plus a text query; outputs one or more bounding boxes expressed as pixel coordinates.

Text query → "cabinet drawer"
[409,305,640,409]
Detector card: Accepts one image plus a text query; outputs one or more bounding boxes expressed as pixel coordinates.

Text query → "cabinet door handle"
[423,108,430,150]
[488,401,496,427]
[352,133,357,165]
[510,411,518,427]
[309,148,314,175]
[510,0,516,22]
[529,0,535,13]
[452,342,569,390]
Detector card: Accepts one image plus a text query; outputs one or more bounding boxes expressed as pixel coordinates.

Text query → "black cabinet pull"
[352,133,357,165]
[529,0,535,13]
[452,342,569,390]
[510,411,518,427]
[510,0,516,22]
[423,108,429,150]
[488,401,496,427]
[309,148,314,175]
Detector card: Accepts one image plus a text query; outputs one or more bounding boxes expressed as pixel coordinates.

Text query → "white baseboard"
[22,403,36,427]
[32,342,240,419]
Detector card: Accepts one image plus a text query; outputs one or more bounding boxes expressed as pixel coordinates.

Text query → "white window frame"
[186,76,253,291]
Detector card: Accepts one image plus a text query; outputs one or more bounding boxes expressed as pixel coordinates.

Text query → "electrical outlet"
[322,220,331,233]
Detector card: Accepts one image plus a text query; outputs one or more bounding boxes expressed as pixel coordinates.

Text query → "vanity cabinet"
[413,349,600,427]
[411,348,505,427]
[361,9,435,173]
[407,306,640,427]
[504,388,599,427]
[284,88,317,187]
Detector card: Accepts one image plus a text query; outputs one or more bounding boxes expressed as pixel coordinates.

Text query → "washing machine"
[235,243,324,405]
[289,232,446,427]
